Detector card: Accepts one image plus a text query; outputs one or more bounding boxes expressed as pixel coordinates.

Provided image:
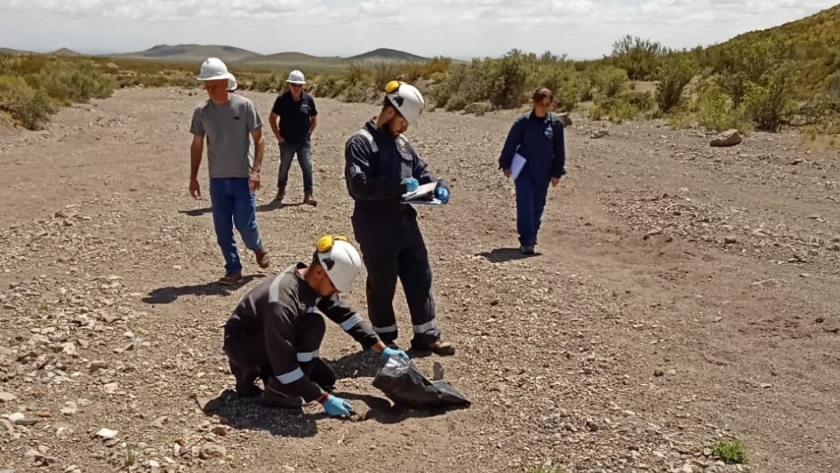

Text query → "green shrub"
[741,64,797,131]
[655,55,699,113]
[695,81,750,132]
[0,75,53,130]
[608,35,671,81]
[588,65,628,98]
[589,89,654,122]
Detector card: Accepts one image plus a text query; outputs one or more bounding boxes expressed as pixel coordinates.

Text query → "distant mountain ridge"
[107,43,433,66]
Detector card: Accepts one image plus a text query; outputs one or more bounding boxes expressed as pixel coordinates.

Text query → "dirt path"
[0,87,838,473]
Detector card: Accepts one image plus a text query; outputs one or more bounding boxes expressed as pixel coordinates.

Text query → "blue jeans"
[514,172,550,247]
[209,177,263,275]
[277,140,313,193]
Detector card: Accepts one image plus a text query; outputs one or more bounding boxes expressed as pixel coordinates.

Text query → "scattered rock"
[710,129,742,147]
[591,128,609,139]
[463,102,492,115]
[95,428,118,439]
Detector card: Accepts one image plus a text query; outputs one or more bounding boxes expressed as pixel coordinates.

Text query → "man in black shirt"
[222,234,410,417]
[268,69,319,206]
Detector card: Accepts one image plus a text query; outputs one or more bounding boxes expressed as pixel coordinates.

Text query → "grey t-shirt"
[190,94,263,179]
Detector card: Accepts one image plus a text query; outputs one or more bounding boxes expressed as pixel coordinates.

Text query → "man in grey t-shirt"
[189,57,271,284]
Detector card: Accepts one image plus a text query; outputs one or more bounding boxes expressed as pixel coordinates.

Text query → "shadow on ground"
[475,247,540,263]
[178,208,213,217]
[336,391,471,424]
[328,347,448,380]
[196,389,322,438]
[329,350,382,379]
[142,274,264,304]
[257,201,302,212]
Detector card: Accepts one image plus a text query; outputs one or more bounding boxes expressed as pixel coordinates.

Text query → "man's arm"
[269,112,281,141]
[308,96,318,135]
[264,293,329,403]
[269,96,283,142]
[316,295,384,352]
[498,115,525,170]
[188,107,205,181]
[190,135,203,181]
[344,136,405,200]
[251,127,265,173]
[246,100,265,173]
[550,117,567,179]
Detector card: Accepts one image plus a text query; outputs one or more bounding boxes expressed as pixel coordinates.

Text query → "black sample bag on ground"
[372,357,471,409]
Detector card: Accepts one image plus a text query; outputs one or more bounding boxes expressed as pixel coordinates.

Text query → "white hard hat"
[384,80,425,127]
[198,57,234,81]
[315,235,362,293]
[227,75,237,91]
[286,70,306,85]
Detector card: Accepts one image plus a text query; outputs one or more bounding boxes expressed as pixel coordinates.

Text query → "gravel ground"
[0,87,838,473]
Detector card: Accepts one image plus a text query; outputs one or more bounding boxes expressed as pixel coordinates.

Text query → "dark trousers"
[222,313,336,398]
[514,171,551,247]
[277,140,313,193]
[351,211,441,348]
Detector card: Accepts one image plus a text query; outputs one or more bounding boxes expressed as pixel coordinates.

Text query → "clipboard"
[402,182,438,201]
[510,153,526,180]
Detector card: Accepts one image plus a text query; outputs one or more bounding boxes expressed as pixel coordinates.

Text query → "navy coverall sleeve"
[316,295,381,350]
[344,137,405,200]
[498,116,525,171]
[551,118,567,179]
[264,298,325,403]
[409,145,450,192]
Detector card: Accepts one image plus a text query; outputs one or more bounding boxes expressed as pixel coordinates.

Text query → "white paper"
[409,198,444,206]
[402,182,438,201]
[511,153,527,180]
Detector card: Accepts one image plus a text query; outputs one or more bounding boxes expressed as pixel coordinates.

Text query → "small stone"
[654,369,665,377]
[0,392,17,403]
[95,428,118,439]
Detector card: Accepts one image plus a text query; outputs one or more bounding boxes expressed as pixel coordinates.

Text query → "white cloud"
[0,0,835,59]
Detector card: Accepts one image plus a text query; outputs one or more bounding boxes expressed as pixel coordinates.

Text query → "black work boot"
[230,365,263,397]
[260,378,304,409]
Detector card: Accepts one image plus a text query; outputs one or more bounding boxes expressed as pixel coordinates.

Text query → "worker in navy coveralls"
[497,87,567,255]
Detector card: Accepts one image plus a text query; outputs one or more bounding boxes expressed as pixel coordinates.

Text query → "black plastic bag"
[371,357,471,409]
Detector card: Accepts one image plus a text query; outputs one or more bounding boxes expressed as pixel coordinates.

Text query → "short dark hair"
[532,88,553,103]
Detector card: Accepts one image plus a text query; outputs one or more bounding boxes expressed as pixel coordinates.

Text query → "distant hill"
[50,48,81,56]
[237,51,346,67]
[347,48,430,63]
[711,3,840,50]
[703,3,840,90]
[97,44,432,67]
[111,44,262,63]
[0,47,32,55]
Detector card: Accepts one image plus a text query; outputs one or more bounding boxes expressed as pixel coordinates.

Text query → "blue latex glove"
[322,395,353,417]
[434,186,450,204]
[403,178,419,193]
[382,346,410,361]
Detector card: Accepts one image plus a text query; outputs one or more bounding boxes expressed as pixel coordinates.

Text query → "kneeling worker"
[222,235,409,417]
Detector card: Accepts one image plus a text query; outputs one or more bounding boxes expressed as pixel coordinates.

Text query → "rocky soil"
[0,87,838,473]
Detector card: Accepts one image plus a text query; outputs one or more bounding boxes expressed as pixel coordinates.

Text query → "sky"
[0,0,837,60]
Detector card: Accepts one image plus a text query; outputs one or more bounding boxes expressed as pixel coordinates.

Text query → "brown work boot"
[254,248,270,269]
[303,192,317,207]
[220,272,242,286]
[412,339,456,357]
